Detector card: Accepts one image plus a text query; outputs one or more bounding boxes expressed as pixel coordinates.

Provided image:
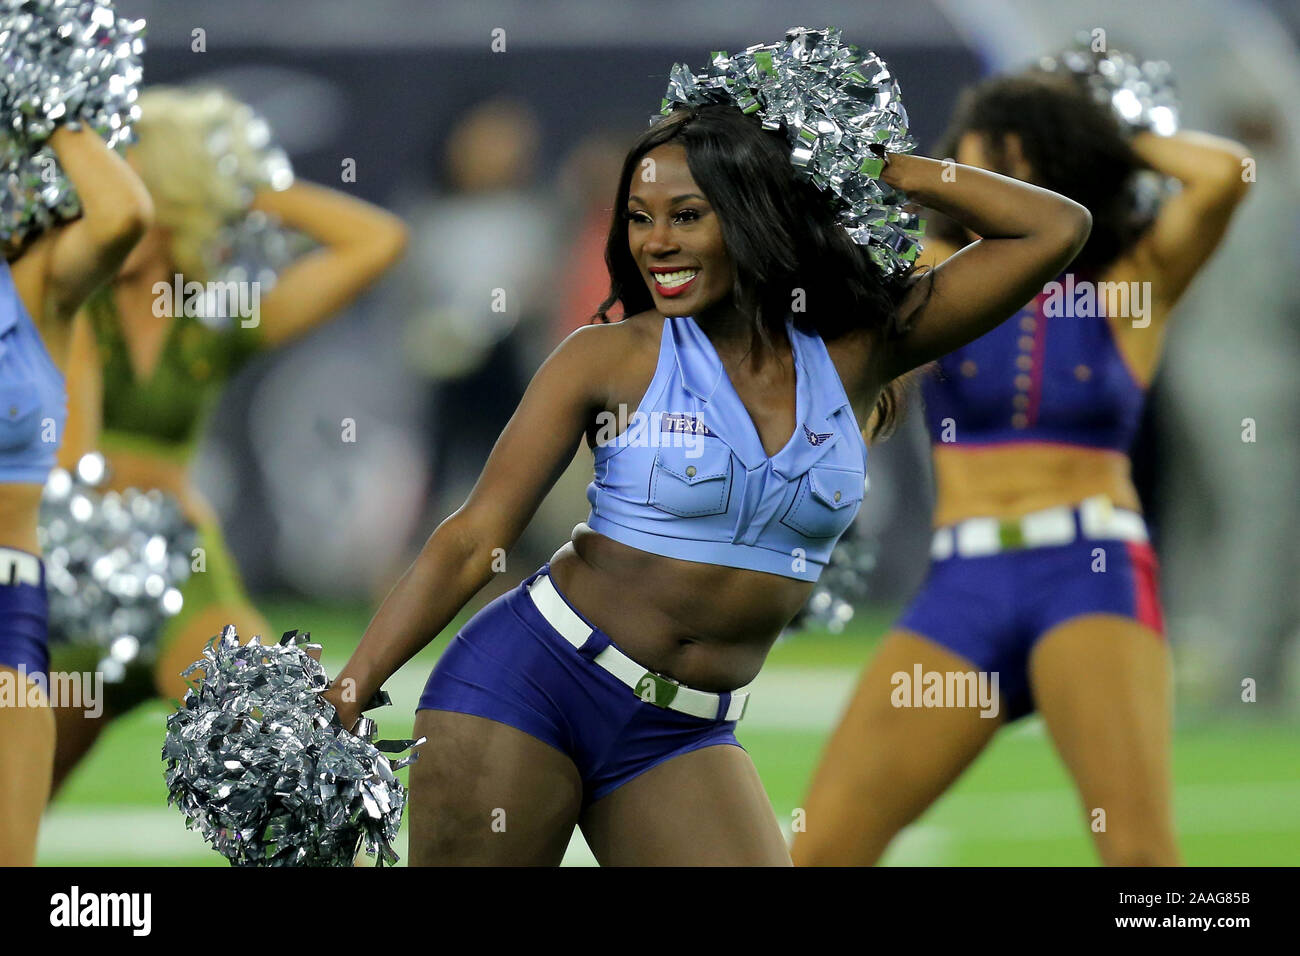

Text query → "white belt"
[526,572,748,722]
[0,547,42,587]
[931,495,1148,560]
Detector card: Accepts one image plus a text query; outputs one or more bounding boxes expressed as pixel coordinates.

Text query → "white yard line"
[39,781,1300,865]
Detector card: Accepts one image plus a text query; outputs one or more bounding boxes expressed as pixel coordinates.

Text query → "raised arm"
[1123,130,1251,306]
[56,312,104,468]
[873,153,1091,382]
[323,322,616,728]
[22,127,153,326]
[251,180,409,346]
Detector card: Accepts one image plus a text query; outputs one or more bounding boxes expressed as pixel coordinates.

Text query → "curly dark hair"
[933,70,1147,274]
[593,103,926,440]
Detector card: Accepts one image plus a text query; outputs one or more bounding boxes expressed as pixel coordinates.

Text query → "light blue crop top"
[585,314,869,582]
[0,258,66,484]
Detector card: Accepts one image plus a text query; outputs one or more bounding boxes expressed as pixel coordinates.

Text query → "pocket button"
[780,465,865,538]
[648,442,733,518]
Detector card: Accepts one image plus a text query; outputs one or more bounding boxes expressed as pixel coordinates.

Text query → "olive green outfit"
[49,285,263,709]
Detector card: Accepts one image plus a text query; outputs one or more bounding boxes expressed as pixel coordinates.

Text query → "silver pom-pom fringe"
[202,211,315,331]
[39,452,196,682]
[0,0,145,254]
[1035,37,1181,233]
[163,625,423,867]
[184,90,308,328]
[660,26,925,276]
[1036,36,1180,137]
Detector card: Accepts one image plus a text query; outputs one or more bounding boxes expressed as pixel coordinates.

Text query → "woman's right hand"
[320,682,361,734]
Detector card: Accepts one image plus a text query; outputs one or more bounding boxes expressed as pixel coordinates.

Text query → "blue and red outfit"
[898,276,1165,720]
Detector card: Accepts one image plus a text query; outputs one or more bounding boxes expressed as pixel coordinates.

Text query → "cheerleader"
[47,87,408,792]
[322,32,1093,865]
[0,126,152,864]
[793,70,1251,866]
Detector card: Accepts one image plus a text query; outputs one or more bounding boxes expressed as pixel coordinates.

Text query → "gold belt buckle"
[997,517,1024,550]
[634,671,681,708]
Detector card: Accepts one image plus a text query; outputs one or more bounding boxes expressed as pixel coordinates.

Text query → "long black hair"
[934,70,1147,274]
[593,104,924,439]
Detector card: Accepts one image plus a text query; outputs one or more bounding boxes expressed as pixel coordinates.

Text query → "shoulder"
[541,311,667,406]
[553,310,664,368]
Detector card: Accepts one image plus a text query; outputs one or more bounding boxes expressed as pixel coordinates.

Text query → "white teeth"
[654,269,698,288]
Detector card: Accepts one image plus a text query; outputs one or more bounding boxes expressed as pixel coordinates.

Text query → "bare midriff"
[0,485,45,554]
[547,523,814,692]
[90,438,217,527]
[931,442,1140,527]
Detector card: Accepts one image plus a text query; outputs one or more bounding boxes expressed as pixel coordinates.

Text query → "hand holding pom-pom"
[0,0,146,253]
[163,625,423,867]
[1036,36,1180,137]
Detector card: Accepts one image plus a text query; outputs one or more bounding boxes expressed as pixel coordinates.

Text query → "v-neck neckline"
[684,314,806,465]
[111,279,183,386]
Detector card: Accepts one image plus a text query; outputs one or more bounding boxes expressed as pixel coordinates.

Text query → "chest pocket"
[781,465,864,538]
[649,438,734,517]
[0,379,42,451]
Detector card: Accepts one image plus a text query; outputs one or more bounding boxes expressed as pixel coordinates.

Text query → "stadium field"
[40,599,1300,867]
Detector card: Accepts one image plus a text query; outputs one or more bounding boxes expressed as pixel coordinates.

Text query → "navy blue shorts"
[897,537,1164,721]
[0,554,49,682]
[417,564,743,808]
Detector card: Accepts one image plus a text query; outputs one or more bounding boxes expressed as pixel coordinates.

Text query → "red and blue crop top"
[585,314,869,582]
[922,274,1146,452]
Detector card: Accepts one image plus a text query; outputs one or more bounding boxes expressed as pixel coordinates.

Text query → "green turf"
[43,598,1300,866]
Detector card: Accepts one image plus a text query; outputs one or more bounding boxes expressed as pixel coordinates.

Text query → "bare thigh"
[153,603,272,703]
[408,709,583,866]
[580,743,790,866]
[792,631,1004,866]
[1029,614,1180,866]
[0,668,54,865]
[50,698,117,797]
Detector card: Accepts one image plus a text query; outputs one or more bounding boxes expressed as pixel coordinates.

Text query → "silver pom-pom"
[39,452,196,681]
[163,626,422,867]
[200,211,314,330]
[197,93,294,202]
[0,0,146,255]
[660,26,924,276]
[784,522,878,635]
[1036,38,1181,226]
[178,89,306,327]
[1036,37,1180,136]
